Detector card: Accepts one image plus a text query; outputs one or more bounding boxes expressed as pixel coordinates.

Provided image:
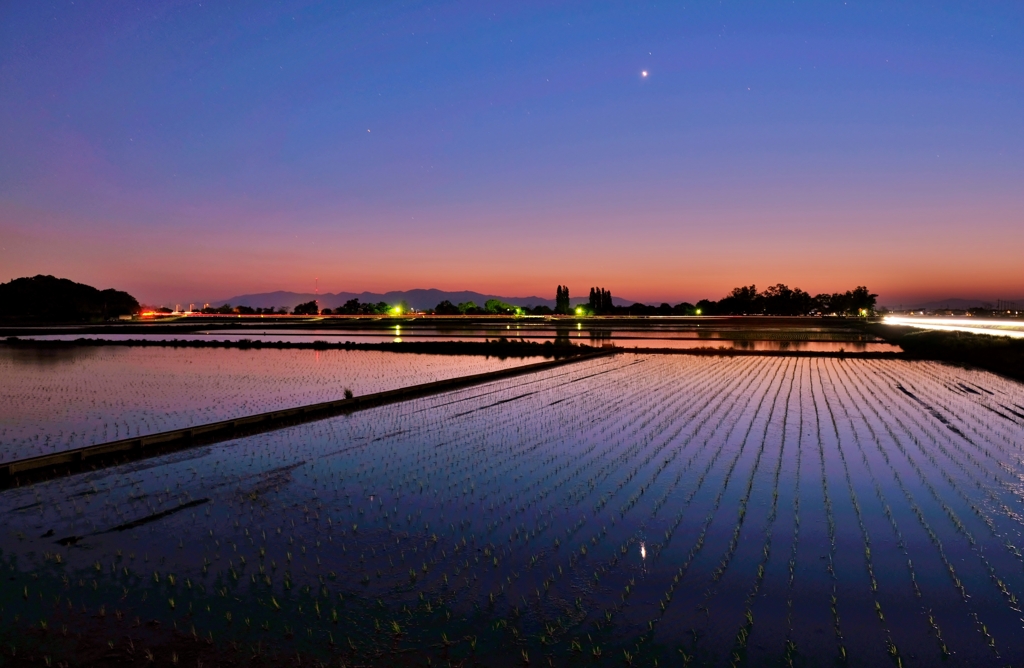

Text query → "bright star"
[641,70,648,77]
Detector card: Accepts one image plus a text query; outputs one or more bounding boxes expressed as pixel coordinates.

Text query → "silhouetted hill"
[212,289,636,311]
[0,275,140,322]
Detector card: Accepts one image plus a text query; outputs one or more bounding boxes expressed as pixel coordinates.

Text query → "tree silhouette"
[292,300,319,316]
[555,285,571,314]
[433,300,460,315]
[0,275,139,322]
[587,287,614,314]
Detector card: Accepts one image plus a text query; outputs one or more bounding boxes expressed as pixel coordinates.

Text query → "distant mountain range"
[212,289,637,311]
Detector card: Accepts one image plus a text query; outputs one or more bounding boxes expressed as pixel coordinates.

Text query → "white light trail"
[883,316,1024,338]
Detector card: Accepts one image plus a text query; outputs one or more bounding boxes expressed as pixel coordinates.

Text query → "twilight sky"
[1,1,1022,306]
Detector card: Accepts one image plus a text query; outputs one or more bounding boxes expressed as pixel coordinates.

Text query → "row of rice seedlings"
[844,363,1024,616]
[411,383,659,614]
[815,360,909,666]
[0,360,782,655]
[214,370,622,647]
[641,357,771,518]
[725,359,797,667]
[872,456,1005,660]
[831,375,1007,662]
[264,360,1015,663]
[4,360,626,655]
[319,356,704,651]
[499,356,765,655]
[598,358,783,632]
[804,361,848,662]
[652,358,793,661]
[12,354,1019,663]
[781,360,805,667]
[502,357,777,659]
[473,358,715,552]
[637,358,781,583]
[825,359,954,661]
[635,359,781,586]
[868,361,1024,507]
[532,356,778,662]
[0,364,536,655]
[872,387,1024,561]
[845,362,1024,609]
[893,360,1024,465]
[880,367,1024,551]
[689,357,793,646]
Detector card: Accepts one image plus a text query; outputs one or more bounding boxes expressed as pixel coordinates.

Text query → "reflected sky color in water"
[1,356,1022,665]
[0,347,534,461]
[13,319,899,352]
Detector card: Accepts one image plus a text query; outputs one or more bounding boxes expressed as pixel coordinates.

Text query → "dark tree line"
[538,283,877,317]
[696,284,877,316]
[325,298,392,315]
[0,275,139,322]
[431,299,519,315]
[201,304,289,315]
[176,283,879,319]
[588,287,614,314]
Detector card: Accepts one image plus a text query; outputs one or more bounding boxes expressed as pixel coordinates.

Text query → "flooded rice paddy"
[2,354,1024,666]
[9,318,900,352]
[0,347,536,461]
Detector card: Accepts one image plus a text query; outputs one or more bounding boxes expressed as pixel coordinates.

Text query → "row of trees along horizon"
[260,283,877,317]
[0,275,876,320]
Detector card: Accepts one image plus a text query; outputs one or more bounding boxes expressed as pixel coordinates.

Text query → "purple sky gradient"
[1,1,1022,306]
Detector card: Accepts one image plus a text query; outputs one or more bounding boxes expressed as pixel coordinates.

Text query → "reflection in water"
[13,333,901,352]
[1,345,101,366]
[0,348,536,461]
[18,320,892,348]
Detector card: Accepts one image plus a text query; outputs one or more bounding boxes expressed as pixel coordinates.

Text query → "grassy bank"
[869,324,1024,383]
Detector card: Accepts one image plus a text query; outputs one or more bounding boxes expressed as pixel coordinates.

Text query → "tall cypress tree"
[556,285,570,314]
[555,285,570,314]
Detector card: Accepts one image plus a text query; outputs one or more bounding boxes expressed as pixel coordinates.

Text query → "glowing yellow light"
[695,309,702,315]
[392,306,402,315]
[575,307,583,315]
